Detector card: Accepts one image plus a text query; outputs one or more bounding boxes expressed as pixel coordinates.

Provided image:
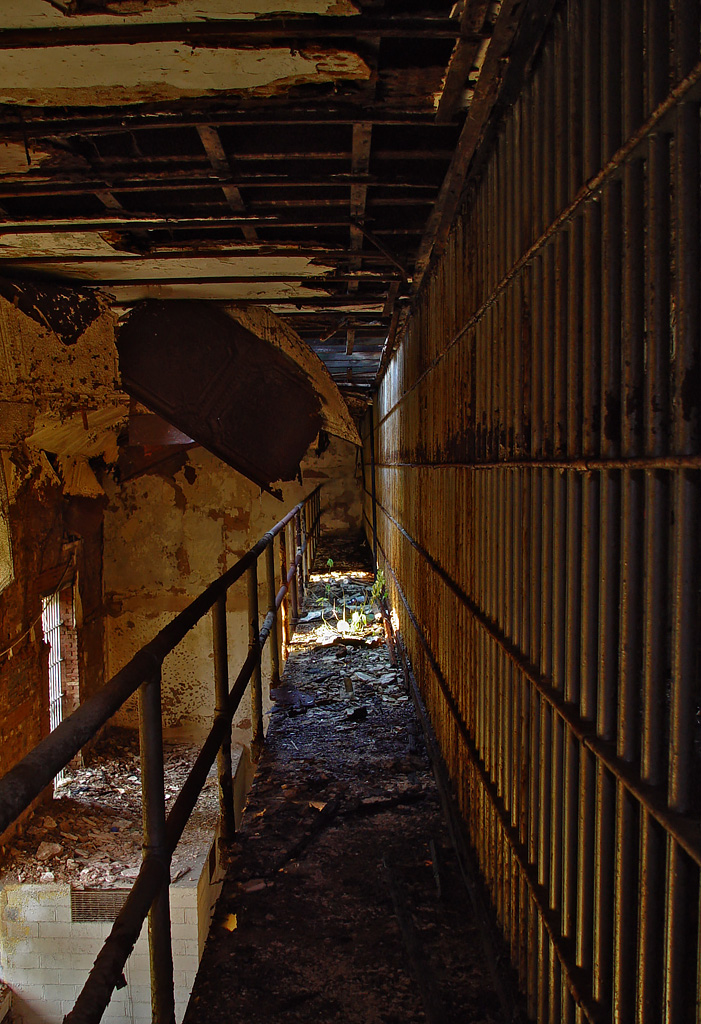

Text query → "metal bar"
[373,55,701,439]
[138,667,175,1024]
[365,490,701,869]
[64,505,318,1024]
[295,513,305,605]
[212,593,235,839]
[0,16,468,48]
[265,542,281,687]
[637,4,671,1019]
[370,454,701,471]
[0,485,322,838]
[289,519,299,623]
[248,562,264,760]
[279,530,290,658]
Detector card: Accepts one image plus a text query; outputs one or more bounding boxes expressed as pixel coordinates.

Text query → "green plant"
[326,557,334,569]
[371,568,386,604]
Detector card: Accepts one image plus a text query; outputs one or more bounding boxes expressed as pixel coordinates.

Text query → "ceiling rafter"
[0,17,472,49]
[196,125,257,242]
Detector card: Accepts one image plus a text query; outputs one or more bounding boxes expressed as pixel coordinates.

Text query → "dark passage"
[185,542,512,1024]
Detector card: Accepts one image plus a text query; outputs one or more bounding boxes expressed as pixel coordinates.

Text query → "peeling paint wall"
[103,433,362,746]
[0,280,362,803]
[0,453,106,843]
[0,292,122,838]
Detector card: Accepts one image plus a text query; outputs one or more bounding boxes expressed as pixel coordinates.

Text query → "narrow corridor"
[185,540,517,1024]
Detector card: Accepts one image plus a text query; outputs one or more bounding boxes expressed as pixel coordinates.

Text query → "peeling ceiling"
[0,0,543,392]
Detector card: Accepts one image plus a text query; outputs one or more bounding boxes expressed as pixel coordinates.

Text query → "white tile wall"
[0,838,222,1024]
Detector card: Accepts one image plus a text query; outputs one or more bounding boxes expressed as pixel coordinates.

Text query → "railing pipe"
[56,486,322,1024]
[0,485,321,837]
[289,518,300,623]
[279,529,290,656]
[212,593,235,838]
[265,542,281,686]
[138,667,175,1024]
[248,561,264,759]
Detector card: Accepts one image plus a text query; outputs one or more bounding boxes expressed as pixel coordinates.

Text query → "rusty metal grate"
[71,888,130,923]
[364,2,701,1021]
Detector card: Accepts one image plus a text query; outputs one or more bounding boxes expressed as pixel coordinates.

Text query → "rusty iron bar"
[212,593,235,838]
[288,518,300,623]
[279,529,290,656]
[364,492,701,868]
[371,453,701,471]
[265,542,281,687]
[248,563,264,760]
[368,525,601,1022]
[295,513,305,604]
[372,54,701,440]
[138,667,175,1024]
[0,484,322,836]
[62,489,320,1024]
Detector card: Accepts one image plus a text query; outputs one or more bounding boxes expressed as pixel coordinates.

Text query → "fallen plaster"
[0,0,360,30]
[0,44,371,106]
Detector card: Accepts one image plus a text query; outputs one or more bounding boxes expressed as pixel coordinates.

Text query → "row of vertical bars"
[29,484,323,1024]
[42,590,65,785]
[365,2,701,1022]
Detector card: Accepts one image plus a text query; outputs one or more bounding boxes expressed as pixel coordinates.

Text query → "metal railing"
[0,484,322,1024]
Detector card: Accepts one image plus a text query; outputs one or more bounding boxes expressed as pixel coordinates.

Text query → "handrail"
[0,483,323,1024]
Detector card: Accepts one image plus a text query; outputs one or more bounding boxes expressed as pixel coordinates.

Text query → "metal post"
[265,541,281,686]
[295,512,304,606]
[212,594,235,839]
[289,519,299,623]
[279,529,290,656]
[247,561,264,759]
[300,504,308,588]
[138,667,175,1024]
[369,406,379,574]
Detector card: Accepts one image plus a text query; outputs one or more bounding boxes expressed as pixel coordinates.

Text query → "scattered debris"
[0,730,217,889]
[185,542,508,1024]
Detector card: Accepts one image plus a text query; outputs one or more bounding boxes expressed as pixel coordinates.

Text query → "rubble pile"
[0,731,217,888]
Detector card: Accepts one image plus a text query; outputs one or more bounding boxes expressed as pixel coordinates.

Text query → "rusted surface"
[118,300,323,491]
[366,4,701,1021]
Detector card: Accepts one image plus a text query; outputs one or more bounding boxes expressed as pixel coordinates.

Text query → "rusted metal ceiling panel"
[117,300,325,493]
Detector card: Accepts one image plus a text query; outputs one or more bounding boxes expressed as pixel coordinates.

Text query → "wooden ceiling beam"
[0,17,469,49]
[435,0,493,123]
[196,125,257,242]
[0,177,438,198]
[0,112,451,140]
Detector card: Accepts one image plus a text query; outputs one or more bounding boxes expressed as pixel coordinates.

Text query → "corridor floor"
[184,539,512,1024]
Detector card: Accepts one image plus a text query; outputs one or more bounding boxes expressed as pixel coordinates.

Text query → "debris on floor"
[185,540,509,1024]
[0,730,217,888]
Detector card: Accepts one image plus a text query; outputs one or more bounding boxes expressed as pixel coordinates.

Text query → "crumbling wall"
[0,291,120,839]
[0,454,107,842]
[102,433,362,746]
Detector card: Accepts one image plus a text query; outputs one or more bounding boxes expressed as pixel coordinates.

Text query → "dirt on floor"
[0,731,217,889]
[185,540,510,1024]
